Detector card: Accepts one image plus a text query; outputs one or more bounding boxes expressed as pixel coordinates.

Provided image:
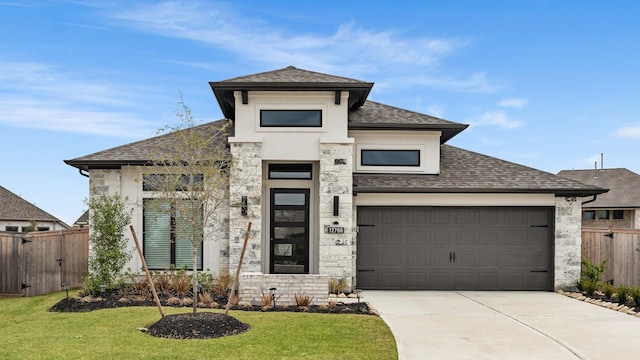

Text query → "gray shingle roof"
[353,145,607,196]
[349,100,468,143]
[557,168,639,207]
[0,186,68,225]
[65,120,229,170]
[221,66,369,84]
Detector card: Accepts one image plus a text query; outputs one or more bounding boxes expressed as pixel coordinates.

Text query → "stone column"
[318,142,354,289]
[228,142,263,274]
[554,196,582,290]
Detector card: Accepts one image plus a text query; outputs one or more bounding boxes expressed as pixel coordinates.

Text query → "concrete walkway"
[365,291,640,359]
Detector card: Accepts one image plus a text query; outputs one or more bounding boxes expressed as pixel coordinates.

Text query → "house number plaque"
[325,225,345,234]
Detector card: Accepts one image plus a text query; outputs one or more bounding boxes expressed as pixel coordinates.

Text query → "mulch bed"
[49,293,374,339]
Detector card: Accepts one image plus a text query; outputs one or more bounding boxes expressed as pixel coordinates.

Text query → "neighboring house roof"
[64,120,229,171]
[0,186,70,227]
[349,100,468,143]
[354,145,607,197]
[74,210,89,226]
[557,168,639,207]
[209,66,374,119]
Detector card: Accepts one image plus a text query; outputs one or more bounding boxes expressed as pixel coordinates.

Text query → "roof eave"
[348,123,469,143]
[209,82,374,120]
[64,159,150,171]
[353,187,608,197]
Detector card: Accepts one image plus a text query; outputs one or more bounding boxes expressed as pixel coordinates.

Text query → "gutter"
[581,194,598,205]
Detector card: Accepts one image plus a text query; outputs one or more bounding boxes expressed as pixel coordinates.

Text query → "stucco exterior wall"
[554,196,582,291]
[350,130,441,174]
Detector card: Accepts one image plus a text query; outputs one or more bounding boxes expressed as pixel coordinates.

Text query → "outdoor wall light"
[355,289,362,311]
[269,287,277,307]
[333,195,339,216]
[241,196,248,216]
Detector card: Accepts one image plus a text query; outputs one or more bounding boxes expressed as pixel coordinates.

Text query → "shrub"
[578,278,598,296]
[631,288,640,307]
[295,293,314,307]
[85,191,133,292]
[617,285,632,305]
[198,291,213,305]
[328,278,347,294]
[212,272,233,298]
[581,257,607,283]
[172,270,191,296]
[602,282,615,299]
[153,271,171,295]
[260,289,273,307]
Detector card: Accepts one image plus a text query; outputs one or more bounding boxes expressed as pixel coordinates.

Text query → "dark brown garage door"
[356,207,553,290]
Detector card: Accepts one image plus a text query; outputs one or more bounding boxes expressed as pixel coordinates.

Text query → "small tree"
[144,95,234,314]
[84,190,133,293]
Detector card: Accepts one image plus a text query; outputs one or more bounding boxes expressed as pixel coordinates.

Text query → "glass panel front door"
[270,188,310,274]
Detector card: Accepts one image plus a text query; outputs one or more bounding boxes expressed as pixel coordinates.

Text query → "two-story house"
[65,66,605,303]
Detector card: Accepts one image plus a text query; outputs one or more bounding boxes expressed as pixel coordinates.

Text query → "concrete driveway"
[365,291,640,359]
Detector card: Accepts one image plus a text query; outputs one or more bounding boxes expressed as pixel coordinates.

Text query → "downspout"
[79,169,89,178]
[582,194,598,205]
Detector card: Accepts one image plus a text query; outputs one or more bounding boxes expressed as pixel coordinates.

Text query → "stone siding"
[239,273,329,305]
[89,169,121,196]
[318,142,355,289]
[228,142,263,274]
[554,197,582,290]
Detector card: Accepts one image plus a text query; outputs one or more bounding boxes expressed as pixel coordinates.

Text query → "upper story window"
[613,210,624,219]
[260,110,322,127]
[361,149,420,167]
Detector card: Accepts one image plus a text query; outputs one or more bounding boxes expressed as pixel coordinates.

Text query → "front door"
[270,188,310,274]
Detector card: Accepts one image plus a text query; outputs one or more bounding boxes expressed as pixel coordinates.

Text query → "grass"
[0,291,397,360]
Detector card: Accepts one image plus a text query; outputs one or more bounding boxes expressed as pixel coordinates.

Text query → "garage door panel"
[382,251,402,266]
[382,272,402,288]
[382,229,402,245]
[407,251,427,266]
[356,207,553,290]
[407,272,426,288]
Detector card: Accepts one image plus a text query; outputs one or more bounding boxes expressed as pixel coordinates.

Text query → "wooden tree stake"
[225,222,252,315]
[130,225,165,318]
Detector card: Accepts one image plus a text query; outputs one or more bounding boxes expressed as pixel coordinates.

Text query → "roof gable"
[557,168,639,207]
[354,145,607,196]
[0,186,68,225]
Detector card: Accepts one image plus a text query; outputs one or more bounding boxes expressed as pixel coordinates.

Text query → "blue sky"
[1,0,639,225]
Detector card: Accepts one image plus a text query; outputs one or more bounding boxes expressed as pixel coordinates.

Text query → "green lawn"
[0,292,397,360]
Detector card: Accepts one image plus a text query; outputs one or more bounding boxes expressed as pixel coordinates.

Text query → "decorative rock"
[337,293,347,298]
[328,294,337,298]
[348,293,358,298]
[137,327,148,333]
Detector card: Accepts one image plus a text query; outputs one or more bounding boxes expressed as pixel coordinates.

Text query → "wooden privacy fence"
[582,228,640,288]
[0,228,88,296]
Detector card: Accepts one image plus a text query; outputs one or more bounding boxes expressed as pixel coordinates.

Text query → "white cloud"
[0,61,160,137]
[613,125,640,139]
[469,111,523,129]
[96,1,496,93]
[499,98,528,108]
[426,104,445,118]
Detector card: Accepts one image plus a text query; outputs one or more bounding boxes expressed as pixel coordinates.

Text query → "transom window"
[260,110,322,127]
[268,164,313,180]
[583,211,595,220]
[613,210,624,219]
[361,149,420,167]
[598,210,609,220]
[5,226,18,232]
[143,174,204,191]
